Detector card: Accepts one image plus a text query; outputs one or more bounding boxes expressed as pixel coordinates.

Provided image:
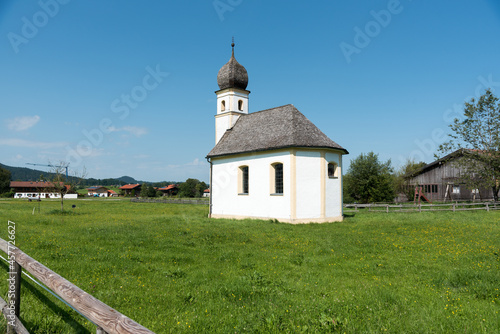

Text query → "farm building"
[158,184,178,196]
[119,184,141,196]
[10,181,77,199]
[407,149,497,201]
[87,186,117,197]
[206,43,348,223]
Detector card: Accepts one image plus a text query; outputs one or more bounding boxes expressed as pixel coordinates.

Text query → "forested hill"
[0,163,55,182]
[0,163,139,186]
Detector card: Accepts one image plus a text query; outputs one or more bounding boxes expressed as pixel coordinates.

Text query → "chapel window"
[239,166,249,195]
[272,163,284,194]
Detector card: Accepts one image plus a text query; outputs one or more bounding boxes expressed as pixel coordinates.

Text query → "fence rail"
[131,198,209,205]
[344,202,500,213]
[0,238,155,334]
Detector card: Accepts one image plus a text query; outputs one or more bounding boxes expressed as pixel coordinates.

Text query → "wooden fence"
[0,238,155,334]
[131,198,209,205]
[344,202,500,213]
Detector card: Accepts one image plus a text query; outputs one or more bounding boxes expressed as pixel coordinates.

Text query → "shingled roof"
[207,104,348,158]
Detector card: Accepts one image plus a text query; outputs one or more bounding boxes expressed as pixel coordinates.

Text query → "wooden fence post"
[452,203,455,212]
[7,261,22,334]
[486,203,489,212]
[418,204,421,213]
[386,205,389,213]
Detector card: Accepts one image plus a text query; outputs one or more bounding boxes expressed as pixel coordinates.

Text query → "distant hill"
[0,163,176,187]
[0,163,55,181]
[116,176,138,184]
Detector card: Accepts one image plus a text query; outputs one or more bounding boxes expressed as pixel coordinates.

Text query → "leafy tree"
[0,166,11,195]
[394,159,427,201]
[344,152,395,203]
[437,89,500,201]
[140,184,158,198]
[140,183,149,197]
[178,178,207,198]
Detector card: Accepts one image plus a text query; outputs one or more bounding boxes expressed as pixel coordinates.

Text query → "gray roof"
[207,104,348,158]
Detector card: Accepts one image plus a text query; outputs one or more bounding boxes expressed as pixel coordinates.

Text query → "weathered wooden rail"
[344,202,500,213]
[131,198,209,205]
[0,238,155,334]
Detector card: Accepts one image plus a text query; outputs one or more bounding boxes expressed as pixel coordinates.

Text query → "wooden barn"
[407,149,496,201]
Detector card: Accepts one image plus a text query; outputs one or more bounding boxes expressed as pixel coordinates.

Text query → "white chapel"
[206,43,348,223]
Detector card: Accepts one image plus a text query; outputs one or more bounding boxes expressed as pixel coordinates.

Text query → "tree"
[344,152,395,203]
[437,89,500,201]
[178,178,207,198]
[0,166,11,195]
[47,163,86,212]
[140,184,158,198]
[394,159,427,201]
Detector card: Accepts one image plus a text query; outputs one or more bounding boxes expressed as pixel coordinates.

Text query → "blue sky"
[1,0,499,183]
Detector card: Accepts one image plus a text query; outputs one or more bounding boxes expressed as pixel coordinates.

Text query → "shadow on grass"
[0,261,90,333]
[343,213,356,218]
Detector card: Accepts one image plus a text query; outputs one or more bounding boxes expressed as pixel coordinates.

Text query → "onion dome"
[217,42,248,90]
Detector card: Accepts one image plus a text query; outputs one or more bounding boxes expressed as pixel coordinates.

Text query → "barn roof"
[206,104,348,158]
[10,181,64,188]
[409,149,472,177]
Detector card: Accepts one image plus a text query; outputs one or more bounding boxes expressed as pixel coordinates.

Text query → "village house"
[10,181,77,199]
[158,184,178,196]
[119,183,141,196]
[87,186,117,197]
[206,43,348,223]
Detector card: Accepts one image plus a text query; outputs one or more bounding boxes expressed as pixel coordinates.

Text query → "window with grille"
[328,162,338,178]
[273,163,283,194]
[238,166,249,195]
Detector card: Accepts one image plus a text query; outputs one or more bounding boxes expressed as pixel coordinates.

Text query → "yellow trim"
[269,163,274,194]
[290,149,296,220]
[320,152,326,218]
[210,213,343,224]
[237,165,249,194]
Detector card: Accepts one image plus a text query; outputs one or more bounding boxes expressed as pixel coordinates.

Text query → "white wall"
[212,151,291,219]
[14,192,78,199]
[325,152,342,218]
[295,150,321,219]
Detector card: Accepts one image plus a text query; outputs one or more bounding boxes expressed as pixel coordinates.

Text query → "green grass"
[0,199,499,333]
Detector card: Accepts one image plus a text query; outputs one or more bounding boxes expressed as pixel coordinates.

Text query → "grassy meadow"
[0,199,498,333]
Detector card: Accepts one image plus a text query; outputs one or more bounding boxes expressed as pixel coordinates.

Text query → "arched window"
[271,163,283,194]
[238,166,249,194]
[328,162,338,178]
[221,100,226,111]
[238,100,243,111]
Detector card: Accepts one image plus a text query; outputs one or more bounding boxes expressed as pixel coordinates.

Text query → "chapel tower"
[215,41,250,144]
